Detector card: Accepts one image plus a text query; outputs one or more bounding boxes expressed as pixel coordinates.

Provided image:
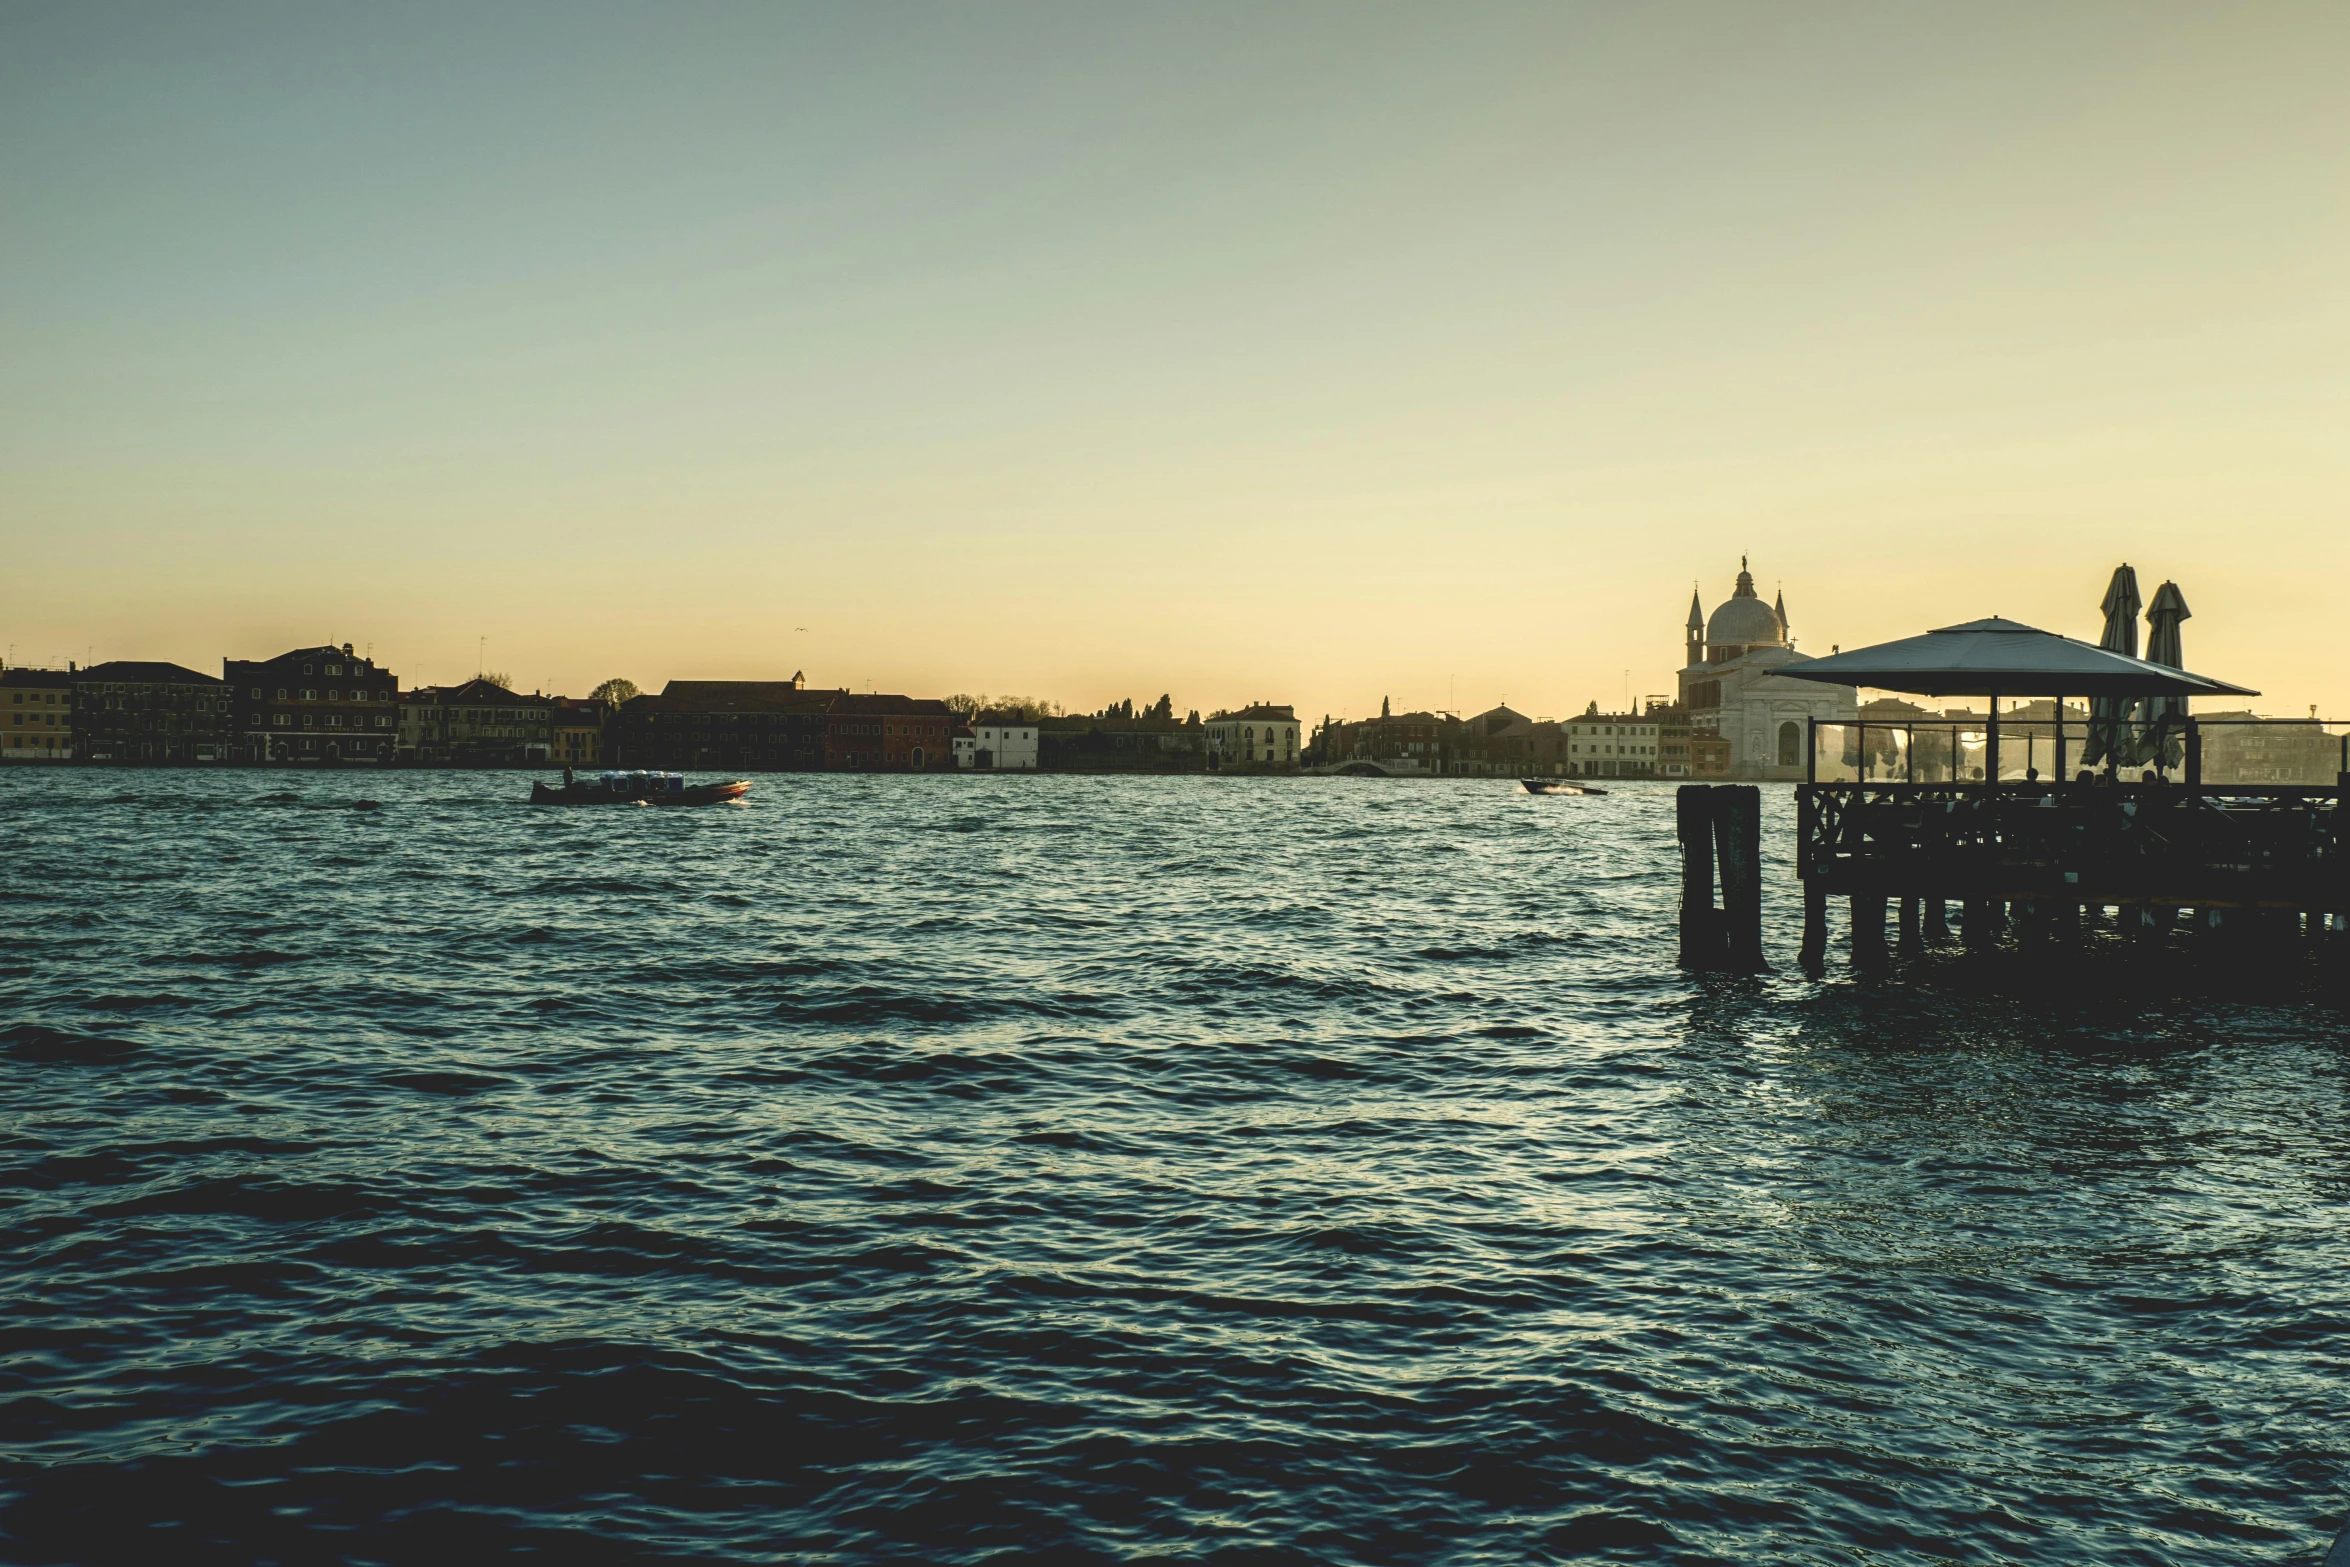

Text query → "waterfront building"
[74,661,233,764]
[2,667,74,762]
[1036,711,1206,772]
[1455,706,1569,776]
[1652,701,1692,778]
[964,712,1039,770]
[550,697,607,769]
[2198,710,2341,785]
[1676,561,1858,781]
[1203,704,1300,771]
[824,694,957,771]
[605,678,953,771]
[226,644,400,765]
[1564,703,1662,779]
[398,680,553,766]
[1312,702,1459,774]
[610,675,839,770]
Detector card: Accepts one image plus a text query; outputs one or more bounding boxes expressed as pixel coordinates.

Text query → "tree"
[949,693,1062,720]
[591,677,640,706]
[1151,694,1173,721]
[482,670,513,690]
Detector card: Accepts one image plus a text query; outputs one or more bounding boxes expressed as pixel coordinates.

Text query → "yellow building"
[2,667,74,761]
[551,698,607,768]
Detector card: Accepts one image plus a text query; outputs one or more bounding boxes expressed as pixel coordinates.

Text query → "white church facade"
[1677,560,1858,781]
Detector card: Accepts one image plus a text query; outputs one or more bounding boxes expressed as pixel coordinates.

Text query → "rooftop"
[78,660,223,685]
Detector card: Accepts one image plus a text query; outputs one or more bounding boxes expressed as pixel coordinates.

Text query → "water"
[3,769,2346,1564]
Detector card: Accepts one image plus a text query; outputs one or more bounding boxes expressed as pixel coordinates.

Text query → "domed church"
[1676,559,1857,780]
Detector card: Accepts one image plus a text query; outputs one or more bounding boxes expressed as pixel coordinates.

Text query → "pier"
[1677,603,2350,975]
[1791,763,2346,974]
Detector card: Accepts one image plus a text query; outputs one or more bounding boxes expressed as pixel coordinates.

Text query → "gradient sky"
[3,3,2343,719]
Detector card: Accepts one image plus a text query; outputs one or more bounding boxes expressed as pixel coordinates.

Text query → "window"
[1777,721,1801,768]
[303,664,314,675]
[273,714,288,727]
[276,688,287,700]
[302,689,316,700]
[326,665,340,676]
[327,689,338,701]
[251,688,262,700]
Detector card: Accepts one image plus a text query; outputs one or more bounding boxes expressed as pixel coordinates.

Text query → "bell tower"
[1684,585,1704,668]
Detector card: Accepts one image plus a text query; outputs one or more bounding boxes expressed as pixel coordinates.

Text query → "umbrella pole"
[1987,695,2000,787]
[2055,700,2066,780]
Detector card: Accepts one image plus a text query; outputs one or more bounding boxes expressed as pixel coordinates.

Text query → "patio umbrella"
[2139,581,2192,772]
[1771,616,2250,698]
[2080,564,2142,771]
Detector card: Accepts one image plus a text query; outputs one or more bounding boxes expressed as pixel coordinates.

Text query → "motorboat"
[531,769,752,806]
[1520,778,1608,796]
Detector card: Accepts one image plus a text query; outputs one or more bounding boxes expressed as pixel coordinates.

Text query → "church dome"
[1706,562,1784,649]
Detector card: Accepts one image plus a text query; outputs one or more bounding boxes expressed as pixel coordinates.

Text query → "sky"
[2,3,2343,721]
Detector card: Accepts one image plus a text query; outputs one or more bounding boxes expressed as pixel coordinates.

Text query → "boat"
[530,769,752,807]
[1521,778,1608,796]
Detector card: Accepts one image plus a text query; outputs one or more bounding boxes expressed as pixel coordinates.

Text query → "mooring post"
[2014,899,2044,957]
[1963,899,1995,952]
[1800,885,1828,976]
[1714,785,1768,973]
[1924,897,1950,943]
[1676,785,1725,971]
[1897,896,1922,956]
[1850,894,1889,971]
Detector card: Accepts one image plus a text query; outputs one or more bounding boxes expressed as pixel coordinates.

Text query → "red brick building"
[825,695,957,771]
[609,677,843,770]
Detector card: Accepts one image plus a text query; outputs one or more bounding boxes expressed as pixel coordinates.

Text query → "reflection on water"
[1,769,2344,1563]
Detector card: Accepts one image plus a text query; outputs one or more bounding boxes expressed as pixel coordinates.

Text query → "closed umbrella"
[2140,581,2192,773]
[2080,564,2141,771]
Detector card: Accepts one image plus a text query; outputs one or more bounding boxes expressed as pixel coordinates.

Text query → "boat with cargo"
[530,769,752,807]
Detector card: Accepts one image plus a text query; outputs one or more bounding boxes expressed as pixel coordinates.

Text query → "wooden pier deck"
[1789,777,2347,973]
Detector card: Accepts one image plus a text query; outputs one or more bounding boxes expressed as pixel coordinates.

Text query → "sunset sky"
[3,3,2343,720]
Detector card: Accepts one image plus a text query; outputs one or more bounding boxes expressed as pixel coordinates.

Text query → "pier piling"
[1676,786,1726,971]
[1677,785,1765,973]
[1897,897,1922,956]
[1713,786,1768,973]
[1850,895,1889,971]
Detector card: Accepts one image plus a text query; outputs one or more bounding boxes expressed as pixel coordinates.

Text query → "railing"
[1794,777,2347,908]
[1807,717,2350,789]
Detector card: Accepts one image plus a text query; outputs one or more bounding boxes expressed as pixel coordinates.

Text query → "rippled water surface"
[4,769,2348,1564]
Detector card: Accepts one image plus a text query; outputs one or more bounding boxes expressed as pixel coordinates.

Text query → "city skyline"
[4,4,2343,720]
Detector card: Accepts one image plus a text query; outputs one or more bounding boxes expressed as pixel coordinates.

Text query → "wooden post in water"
[1924,897,1950,943]
[1897,896,1923,956]
[1676,786,1726,971]
[1963,898,1996,952]
[1800,886,1828,976]
[1714,785,1768,973]
[1850,894,1889,971]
